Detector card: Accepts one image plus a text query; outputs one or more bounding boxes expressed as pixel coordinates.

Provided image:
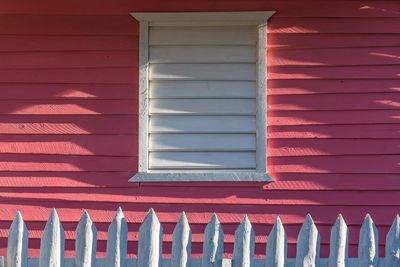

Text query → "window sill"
[129,172,273,182]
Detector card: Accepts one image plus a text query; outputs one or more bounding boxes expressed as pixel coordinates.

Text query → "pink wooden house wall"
[0,0,399,259]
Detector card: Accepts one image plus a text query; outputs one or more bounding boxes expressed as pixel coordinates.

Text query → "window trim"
[130,12,274,182]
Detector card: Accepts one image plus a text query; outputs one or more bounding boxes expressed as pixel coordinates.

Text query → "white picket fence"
[2,208,400,267]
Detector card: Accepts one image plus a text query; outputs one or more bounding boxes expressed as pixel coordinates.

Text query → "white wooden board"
[149,134,256,151]
[149,151,256,169]
[149,64,256,81]
[149,27,256,45]
[149,46,256,63]
[149,81,256,98]
[149,99,256,115]
[149,116,256,133]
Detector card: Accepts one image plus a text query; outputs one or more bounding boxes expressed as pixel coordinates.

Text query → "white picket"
[295,214,320,267]
[328,214,348,267]
[105,207,128,267]
[39,209,65,267]
[266,217,286,267]
[358,214,378,267]
[202,213,224,267]
[232,215,255,267]
[75,211,97,267]
[138,208,163,267]
[385,215,400,267]
[171,212,192,267]
[4,210,400,267]
[6,211,28,267]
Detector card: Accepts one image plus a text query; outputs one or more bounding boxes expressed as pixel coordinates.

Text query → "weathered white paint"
[266,217,287,267]
[232,215,255,267]
[149,81,256,99]
[138,209,162,267]
[75,211,97,267]
[202,214,224,267]
[256,21,267,174]
[295,214,320,267]
[105,207,127,267]
[328,215,348,267]
[150,63,256,81]
[39,209,65,267]
[149,151,256,169]
[148,116,256,133]
[138,21,150,173]
[131,12,275,24]
[149,134,256,152]
[385,215,400,267]
[171,212,192,267]
[358,214,378,267]
[6,211,28,267]
[149,27,257,46]
[149,46,256,63]
[130,11,273,182]
[149,99,256,115]
[5,209,399,267]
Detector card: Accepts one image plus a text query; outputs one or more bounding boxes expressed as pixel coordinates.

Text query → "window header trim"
[131,11,275,25]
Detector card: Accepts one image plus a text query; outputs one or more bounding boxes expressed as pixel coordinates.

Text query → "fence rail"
[2,208,400,267]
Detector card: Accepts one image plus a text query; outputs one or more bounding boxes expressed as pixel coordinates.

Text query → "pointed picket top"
[232,215,255,267]
[385,215,400,267]
[295,214,320,267]
[39,208,65,267]
[7,211,28,267]
[202,213,224,267]
[358,214,378,267]
[266,216,287,267]
[328,214,348,267]
[138,208,163,267]
[106,207,127,267]
[75,210,97,267]
[171,212,192,267]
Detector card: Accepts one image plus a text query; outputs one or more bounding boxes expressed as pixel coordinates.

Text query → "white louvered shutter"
[147,25,258,171]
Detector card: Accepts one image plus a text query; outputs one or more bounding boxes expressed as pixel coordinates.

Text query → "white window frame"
[129,12,275,182]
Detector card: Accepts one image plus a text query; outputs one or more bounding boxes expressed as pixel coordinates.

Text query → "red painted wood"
[0,115,137,134]
[0,135,137,156]
[268,80,400,95]
[2,187,400,206]
[0,172,138,187]
[268,34,400,49]
[0,83,137,99]
[0,51,137,69]
[268,110,400,125]
[269,18,400,34]
[269,155,400,173]
[269,93,400,110]
[269,138,400,156]
[268,124,400,139]
[0,68,138,83]
[0,99,137,114]
[0,15,137,35]
[0,0,399,17]
[0,154,137,171]
[268,65,400,79]
[0,35,138,52]
[269,47,400,66]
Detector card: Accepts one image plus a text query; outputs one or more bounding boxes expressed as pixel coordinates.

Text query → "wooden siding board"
[0,115,137,134]
[0,0,399,17]
[0,83,137,100]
